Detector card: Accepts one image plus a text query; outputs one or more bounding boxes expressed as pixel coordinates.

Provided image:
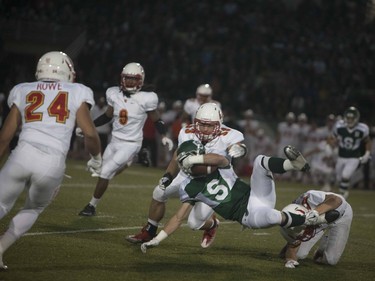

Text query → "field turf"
[0,159,374,281]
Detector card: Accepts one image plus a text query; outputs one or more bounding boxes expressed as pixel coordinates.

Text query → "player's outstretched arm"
[141,202,193,253]
[180,153,230,171]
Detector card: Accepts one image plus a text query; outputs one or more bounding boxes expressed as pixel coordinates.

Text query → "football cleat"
[78,204,96,216]
[284,145,310,172]
[126,226,156,244]
[201,217,220,248]
[139,148,152,167]
[0,256,8,271]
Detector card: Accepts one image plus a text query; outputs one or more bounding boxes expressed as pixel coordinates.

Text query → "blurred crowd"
[1,0,375,188]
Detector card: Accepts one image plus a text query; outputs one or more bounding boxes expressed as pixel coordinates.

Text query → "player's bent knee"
[187,217,205,230]
[152,186,168,202]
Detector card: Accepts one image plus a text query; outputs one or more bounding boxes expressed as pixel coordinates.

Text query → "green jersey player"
[140,143,317,253]
[333,106,372,198]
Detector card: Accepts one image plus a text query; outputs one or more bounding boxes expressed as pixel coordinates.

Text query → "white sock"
[283,159,294,171]
[0,231,18,254]
[147,219,159,227]
[89,197,101,207]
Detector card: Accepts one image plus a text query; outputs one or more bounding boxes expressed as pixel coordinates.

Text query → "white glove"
[285,260,299,268]
[228,143,247,158]
[87,154,102,177]
[141,238,160,253]
[158,173,173,190]
[161,136,174,151]
[181,155,204,170]
[75,127,84,138]
[359,151,371,164]
[304,210,320,225]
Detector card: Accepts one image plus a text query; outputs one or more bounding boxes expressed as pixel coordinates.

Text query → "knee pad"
[187,216,205,230]
[152,186,168,202]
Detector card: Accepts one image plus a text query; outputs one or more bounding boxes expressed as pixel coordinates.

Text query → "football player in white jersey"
[181,84,221,125]
[78,62,173,216]
[0,51,102,270]
[332,106,372,199]
[139,144,313,253]
[126,103,247,248]
[279,190,352,268]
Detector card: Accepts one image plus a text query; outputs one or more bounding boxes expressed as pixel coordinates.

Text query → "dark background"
[1,0,374,126]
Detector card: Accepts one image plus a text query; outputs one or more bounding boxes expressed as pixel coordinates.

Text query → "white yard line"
[61,183,155,188]
[24,213,374,237]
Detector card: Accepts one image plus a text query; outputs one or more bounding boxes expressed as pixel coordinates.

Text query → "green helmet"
[177,140,205,162]
[344,106,360,128]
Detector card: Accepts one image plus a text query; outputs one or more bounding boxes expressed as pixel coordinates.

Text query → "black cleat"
[139,148,152,167]
[79,204,96,216]
[284,145,310,172]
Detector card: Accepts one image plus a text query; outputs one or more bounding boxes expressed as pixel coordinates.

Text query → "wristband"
[187,155,204,165]
[155,230,168,242]
[90,154,102,161]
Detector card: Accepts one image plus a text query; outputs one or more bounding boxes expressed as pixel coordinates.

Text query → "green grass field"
[0,159,374,281]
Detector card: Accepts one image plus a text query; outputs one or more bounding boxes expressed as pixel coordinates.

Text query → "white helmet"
[35,51,76,82]
[120,62,145,93]
[194,103,223,143]
[285,112,296,122]
[196,84,212,96]
[280,204,316,243]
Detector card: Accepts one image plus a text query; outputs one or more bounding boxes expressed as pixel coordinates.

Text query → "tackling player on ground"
[279,190,352,268]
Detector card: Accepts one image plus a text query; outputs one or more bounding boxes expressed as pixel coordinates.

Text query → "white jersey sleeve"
[295,190,348,219]
[8,81,94,156]
[106,88,158,142]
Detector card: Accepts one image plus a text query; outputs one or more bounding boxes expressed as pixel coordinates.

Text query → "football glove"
[161,136,174,151]
[304,210,319,225]
[141,238,160,253]
[75,127,84,138]
[228,143,247,158]
[304,210,328,225]
[359,151,371,164]
[285,260,299,269]
[180,154,204,170]
[158,173,173,190]
[87,154,102,177]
